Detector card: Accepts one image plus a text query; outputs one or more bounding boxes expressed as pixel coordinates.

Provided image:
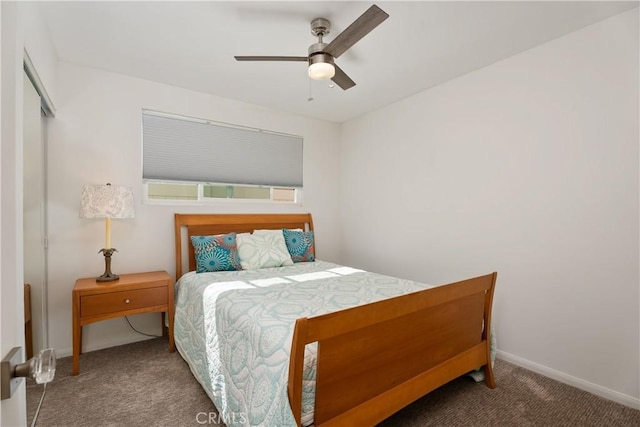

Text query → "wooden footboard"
[288,272,497,427]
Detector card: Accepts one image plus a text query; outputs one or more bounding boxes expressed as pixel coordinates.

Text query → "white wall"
[340,9,639,406]
[47,62,342,356]
[20,1,58,105]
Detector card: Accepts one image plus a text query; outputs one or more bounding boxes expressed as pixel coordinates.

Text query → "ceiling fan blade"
[324,5,389,59]
[332,64,356,90]
[234,56,308,62]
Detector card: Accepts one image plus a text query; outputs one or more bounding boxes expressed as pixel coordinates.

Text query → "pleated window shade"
[142,112,303,188]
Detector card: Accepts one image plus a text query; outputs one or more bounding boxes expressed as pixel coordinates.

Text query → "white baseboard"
[54,335,154,359]
[496,350,640,410]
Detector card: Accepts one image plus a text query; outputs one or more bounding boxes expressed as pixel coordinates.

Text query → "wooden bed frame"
[174,213,496,427]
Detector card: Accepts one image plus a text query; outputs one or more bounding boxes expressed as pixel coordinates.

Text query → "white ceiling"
[38,1,638,123]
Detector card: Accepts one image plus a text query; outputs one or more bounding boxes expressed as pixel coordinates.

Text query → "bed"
[173,213,496,426]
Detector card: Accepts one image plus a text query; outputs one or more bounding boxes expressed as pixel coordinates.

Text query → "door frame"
[23,68,49,355]
[1,3,56,422]
[1,2,28,425]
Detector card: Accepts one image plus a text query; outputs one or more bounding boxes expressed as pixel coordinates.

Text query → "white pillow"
[236,232,293,270]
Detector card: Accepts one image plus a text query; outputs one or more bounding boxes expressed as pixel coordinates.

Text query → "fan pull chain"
[308,78,314,102]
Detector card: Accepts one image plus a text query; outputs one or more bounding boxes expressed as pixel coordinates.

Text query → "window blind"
[142,112,303,187]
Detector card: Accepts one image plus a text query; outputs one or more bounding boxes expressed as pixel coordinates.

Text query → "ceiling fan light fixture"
[235,5,389,90]
[308,53,335,80]
[308,62,335,80]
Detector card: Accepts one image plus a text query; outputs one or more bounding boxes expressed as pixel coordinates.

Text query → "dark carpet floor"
[26,337,639,426]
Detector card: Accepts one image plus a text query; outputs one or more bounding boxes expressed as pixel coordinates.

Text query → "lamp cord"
[30,382,47,427]
[124,316,162,338]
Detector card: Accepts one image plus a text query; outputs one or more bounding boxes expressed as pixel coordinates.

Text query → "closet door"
[23,70,47,353]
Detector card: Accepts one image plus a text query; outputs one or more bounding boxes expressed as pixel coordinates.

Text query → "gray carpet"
[26,337,639,426]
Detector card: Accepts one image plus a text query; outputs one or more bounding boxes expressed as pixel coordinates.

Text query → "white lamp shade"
[308,62,335,80]
[79,184,135,219]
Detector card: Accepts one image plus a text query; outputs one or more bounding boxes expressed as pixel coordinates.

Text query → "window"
[145,182,296,202]
[142,110,303,203]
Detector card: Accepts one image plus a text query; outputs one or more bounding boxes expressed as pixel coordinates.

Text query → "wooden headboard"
[174,213,314,281]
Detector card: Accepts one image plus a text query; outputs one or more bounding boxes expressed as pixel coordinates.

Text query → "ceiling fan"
[234,4,389,90]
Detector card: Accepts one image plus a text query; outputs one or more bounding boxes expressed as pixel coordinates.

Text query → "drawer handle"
[124,299,131,304]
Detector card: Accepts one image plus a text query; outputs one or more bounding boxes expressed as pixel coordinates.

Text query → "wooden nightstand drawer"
[81,286,168,317]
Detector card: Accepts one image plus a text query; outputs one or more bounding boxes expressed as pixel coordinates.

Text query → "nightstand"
[72,270,175,375]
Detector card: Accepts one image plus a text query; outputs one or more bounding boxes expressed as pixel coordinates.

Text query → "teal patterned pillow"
[190,233,242,273]
[282,229,315,263]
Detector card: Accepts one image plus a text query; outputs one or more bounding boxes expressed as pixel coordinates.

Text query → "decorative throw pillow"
[282,229,315,263]
[190,233,242,273]
[236,232,293,269]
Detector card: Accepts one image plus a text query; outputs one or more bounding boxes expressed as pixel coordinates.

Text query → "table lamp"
[79,183,135,282]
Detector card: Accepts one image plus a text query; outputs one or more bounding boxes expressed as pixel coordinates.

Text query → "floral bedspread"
[174,260,491,426]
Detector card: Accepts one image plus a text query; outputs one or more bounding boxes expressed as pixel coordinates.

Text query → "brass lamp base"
[97,248,119,282]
